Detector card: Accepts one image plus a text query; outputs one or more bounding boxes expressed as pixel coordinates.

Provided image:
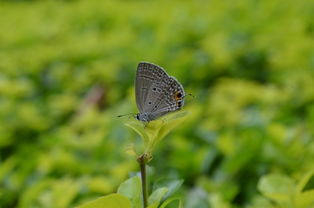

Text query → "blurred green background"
[0,0,313,207]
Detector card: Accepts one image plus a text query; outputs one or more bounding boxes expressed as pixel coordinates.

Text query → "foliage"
[250,170,314,208]
[0,0,313,207]
[78,176,183,208]
[124,111,188,157]
[77,194,131,208]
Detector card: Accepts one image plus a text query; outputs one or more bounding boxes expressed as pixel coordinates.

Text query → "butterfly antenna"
[184,93,195,99]
[117,113,136,118]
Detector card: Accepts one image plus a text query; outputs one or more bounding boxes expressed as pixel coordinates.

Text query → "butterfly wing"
[148,76,185,120]
[136,62,185,121]
[135,62,168,113]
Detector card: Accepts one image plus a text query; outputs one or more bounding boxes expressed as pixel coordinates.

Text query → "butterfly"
[135,62,185,122]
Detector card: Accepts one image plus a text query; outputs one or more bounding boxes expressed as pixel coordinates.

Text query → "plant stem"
[138,154,148,208]
[140,161,147,208]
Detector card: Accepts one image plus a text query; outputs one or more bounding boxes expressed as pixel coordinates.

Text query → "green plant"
[77,111,187,208]
[249,170,314,208]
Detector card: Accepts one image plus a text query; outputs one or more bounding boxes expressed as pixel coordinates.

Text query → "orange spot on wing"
[174,91,182,101]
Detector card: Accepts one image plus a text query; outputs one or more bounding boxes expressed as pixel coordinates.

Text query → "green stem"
[138,154,148,208]
[140,161,147,208]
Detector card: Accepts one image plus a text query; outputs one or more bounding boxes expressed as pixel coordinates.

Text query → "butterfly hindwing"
[148,76,185,120]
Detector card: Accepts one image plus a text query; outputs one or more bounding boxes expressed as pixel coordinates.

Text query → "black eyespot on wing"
[148,101,152,105]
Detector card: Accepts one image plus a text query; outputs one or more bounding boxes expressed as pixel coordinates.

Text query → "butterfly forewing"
[136,62,168,112]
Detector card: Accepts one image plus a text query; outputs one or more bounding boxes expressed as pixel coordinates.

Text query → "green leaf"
[248,196,277,208]
[258,174,296,204]
[125,121,150,145]
[117,176,142,208]
[124,111,188,155]
[147,203,159,208]
[296,169,314,193]
[148,187,168,206]
[155,111,188,148]
[77,193,131,208]
[159,197,183,208]
[295,190,314,208]
[153,178,184,201]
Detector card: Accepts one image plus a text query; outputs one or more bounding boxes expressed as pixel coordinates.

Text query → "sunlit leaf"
[117,176,142,208]
[296,169,314,193]
[156,111,188,146]
[148,187,168,206]
[153,178,184,201]
[125,120,150,145]
[295,190,314,208]
[159,197,183,208]
[147,203,159,208]
[124,111,188,155]
[258,174,295,204]
[77,194,131,208]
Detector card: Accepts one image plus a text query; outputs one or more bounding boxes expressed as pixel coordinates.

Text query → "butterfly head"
[136,113,150,122]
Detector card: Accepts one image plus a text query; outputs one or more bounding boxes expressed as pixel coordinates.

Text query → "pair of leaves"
[117,176,183,208]
[77,176,183,208]
[258,169,314,208]
[125,111,188,155]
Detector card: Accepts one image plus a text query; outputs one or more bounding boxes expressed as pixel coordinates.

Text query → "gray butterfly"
[135,62,185,122]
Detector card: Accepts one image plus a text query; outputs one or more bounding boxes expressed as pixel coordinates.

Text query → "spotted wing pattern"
[135,62,168,113]
[135,62,185,121]
[148,76,185,120]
